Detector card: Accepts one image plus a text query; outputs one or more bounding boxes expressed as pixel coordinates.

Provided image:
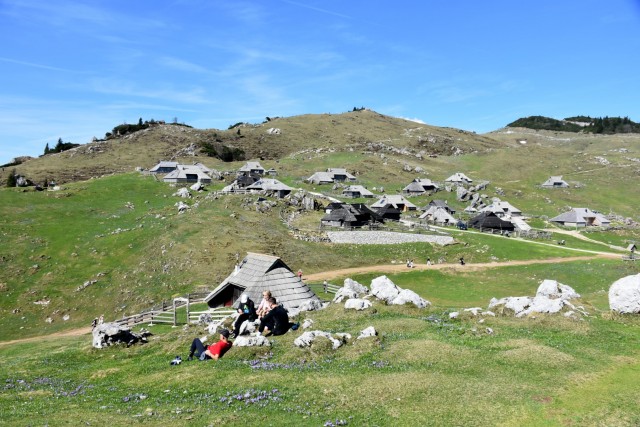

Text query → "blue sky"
[1,0,640,164]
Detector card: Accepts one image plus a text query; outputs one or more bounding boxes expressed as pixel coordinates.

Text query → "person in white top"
[256,290,272,319]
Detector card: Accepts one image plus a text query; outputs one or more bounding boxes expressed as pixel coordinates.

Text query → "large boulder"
[391,289,431,308]
[190,182,204,192]
[173,188,191,198]
[297,299,326,312]
[343,278,369,294]
[92,322,151,349]
[370,276,400,303]
[488,279,583,317]
[370,276,429,309]
[333,288,359,303]
[233,335,271,347]
[357,326,377,340]
[609,274,640,314]
[536,279,580,300]
[488,296,533,315]
[344,298,372,311]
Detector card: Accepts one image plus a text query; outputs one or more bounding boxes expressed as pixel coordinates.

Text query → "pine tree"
[6,169,17,187]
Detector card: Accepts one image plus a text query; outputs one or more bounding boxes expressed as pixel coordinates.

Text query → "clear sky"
[1,0,639,164]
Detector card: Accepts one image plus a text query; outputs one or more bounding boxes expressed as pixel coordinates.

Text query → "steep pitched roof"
[542,176,569,187]
[469,212,515,231]
[204,253,318,310]
[402,181,426,193]
[419,206,456,224]
[480,200,522,216]
[149,161,178,172]
[246,178,292,191]
[414,178,440,190]
[550,208,610,226]
[306,171,334,184]
[445,172,473,183]
[163,165,212,182]
[322,203,382,223]
[342,185,374,197]
[370,195,417,210]
[239,161,265,173]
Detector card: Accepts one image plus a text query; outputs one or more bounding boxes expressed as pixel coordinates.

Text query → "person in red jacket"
[188,329,232,361]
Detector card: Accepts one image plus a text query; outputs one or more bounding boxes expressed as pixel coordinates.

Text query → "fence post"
[173,299,177,326]
[186,294,190,324]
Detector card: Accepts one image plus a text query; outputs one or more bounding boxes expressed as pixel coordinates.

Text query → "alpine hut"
[549,208,610,227]
[204,253,319,311]
[468,212,515,232]
[541,176,569,188]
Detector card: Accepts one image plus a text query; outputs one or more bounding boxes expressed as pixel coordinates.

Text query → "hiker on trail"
[188,329,232,361]
[256,290,272,319]
[297,270,303,280]
[323,280,328,292]
[232,293,257,337]
[426,258,431,266]
[460,257,465,266]
[258,297,292,336]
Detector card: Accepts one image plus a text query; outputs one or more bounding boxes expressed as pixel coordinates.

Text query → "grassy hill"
[1,110,640,425]
[0,110,504,185]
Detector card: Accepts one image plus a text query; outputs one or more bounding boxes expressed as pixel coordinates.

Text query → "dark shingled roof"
[468,212,515,231]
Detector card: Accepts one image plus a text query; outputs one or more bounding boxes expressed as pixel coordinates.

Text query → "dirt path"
[0,326,93,348]
[304,254,615,282]
[1,253,618,348]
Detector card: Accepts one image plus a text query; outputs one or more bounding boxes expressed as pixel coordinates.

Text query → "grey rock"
[294,330,346,350]
[344,298,372,310]
[233,335,271,347]
[92,322,152,349]
[609,273,640,313]
[357,326,377,339]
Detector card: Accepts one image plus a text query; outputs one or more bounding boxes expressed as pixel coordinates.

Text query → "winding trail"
[305,254,615,282]
[0,253,619,348]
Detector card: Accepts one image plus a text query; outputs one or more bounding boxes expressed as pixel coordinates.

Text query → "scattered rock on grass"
[344,298,372,311]
[609,273,640,314]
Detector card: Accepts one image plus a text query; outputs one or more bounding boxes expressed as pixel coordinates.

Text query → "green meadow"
[1,113,640,425]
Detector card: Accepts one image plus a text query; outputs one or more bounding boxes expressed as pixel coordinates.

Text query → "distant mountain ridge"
[507,115,640,134]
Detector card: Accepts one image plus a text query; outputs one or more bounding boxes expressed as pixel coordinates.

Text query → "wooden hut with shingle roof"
[204,253,319,310]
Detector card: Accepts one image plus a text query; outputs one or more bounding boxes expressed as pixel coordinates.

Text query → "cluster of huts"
[314,169,609,233]
[149,160,294,199]
[149,160,609,233]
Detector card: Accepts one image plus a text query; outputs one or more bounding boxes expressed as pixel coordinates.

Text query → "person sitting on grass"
[188,329,232,361]
[258,297,293,336]
[232,293,257,337]
[256,290,272,319]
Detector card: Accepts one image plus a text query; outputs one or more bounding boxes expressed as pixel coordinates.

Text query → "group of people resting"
[187,290,294,361]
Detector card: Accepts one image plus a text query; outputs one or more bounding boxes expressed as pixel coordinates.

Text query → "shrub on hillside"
[44,138,80,155]
[200,139,246,162]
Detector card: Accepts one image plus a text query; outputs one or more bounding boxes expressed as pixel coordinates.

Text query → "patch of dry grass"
[497,339,576,367]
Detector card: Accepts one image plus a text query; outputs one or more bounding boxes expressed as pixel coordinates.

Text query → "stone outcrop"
[344,298,372,311]
[92,322,152,349]
[609,273,640,314]
[233,335,271,347]
[488,279,585,317]
[370,275,431,308]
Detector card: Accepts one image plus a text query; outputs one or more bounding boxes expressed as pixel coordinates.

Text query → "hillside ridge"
[2,110,505,185]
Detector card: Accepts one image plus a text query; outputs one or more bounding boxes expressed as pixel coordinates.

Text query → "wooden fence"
[114,292,229,328]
